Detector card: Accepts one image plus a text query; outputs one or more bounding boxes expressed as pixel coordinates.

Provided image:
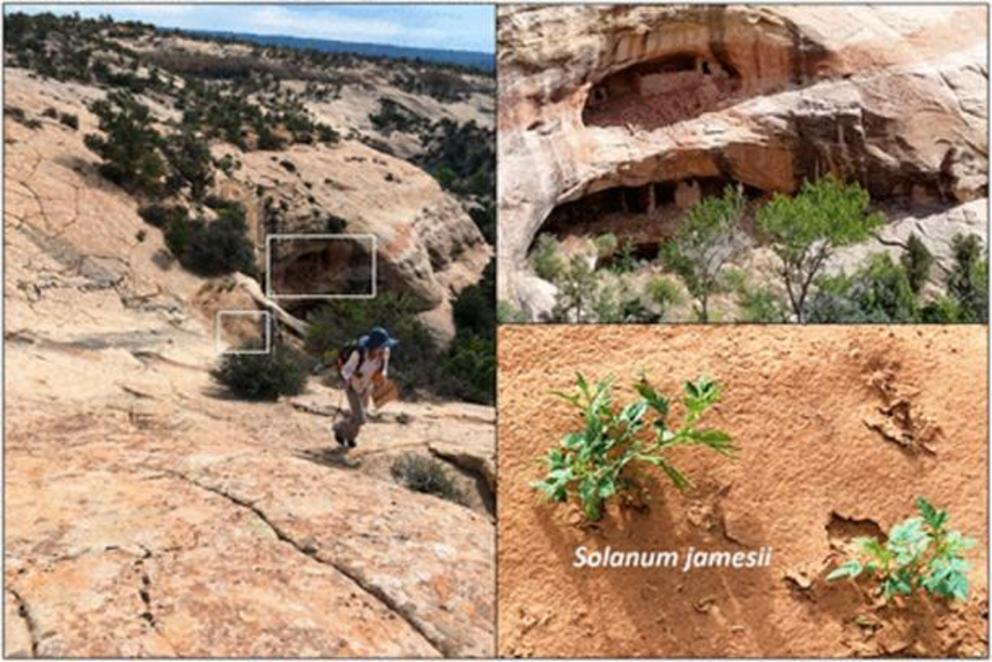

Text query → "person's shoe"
[334,430,346,447]
[347,438,357,449]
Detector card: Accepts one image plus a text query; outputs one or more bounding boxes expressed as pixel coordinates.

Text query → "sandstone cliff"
[497,5,988,319]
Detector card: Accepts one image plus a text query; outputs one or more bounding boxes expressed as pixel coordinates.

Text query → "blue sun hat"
[358,326,398,351]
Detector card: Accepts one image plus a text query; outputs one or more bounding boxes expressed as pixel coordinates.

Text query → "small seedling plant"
[533,373,736,520]
[827,497,975,601]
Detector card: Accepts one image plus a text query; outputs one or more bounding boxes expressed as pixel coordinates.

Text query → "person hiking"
[332,326,397,448]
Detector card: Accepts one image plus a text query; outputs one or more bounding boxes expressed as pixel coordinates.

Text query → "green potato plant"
[827,497,975,601]
[532,373,736,521]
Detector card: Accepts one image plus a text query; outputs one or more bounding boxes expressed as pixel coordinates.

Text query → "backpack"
[336,341,365,375]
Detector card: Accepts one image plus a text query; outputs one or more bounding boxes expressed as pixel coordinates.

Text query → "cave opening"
[583,50,743,130]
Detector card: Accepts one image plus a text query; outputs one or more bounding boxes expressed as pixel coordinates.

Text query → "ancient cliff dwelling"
[542,177,766,253]
[499,4,989,323]
[583,51,742,129]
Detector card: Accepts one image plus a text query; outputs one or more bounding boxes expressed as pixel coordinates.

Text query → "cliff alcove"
[583,51,743,130]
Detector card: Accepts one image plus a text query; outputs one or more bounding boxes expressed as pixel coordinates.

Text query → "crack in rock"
[9,588,41,657]
[163,470,449,656]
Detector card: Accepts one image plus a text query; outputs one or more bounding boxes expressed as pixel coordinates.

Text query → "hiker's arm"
[340,351,360,383]
[381,348,390,378]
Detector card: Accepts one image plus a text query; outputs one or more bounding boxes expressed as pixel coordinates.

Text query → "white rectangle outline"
[215,310,272,356]
[265,233,377,300]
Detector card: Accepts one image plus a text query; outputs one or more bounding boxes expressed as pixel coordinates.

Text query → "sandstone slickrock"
[4,43,494,657]
[497,5,989,316]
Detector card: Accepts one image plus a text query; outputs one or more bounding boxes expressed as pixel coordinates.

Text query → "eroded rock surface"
[498,5,988,315]
[4,64,494,657]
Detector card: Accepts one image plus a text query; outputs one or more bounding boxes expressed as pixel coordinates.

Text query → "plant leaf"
[826,559,863,581]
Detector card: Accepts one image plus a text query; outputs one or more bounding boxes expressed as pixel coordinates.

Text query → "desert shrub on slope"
[84,90,167,194]
[390,454,465,504]
[213,344,308,401]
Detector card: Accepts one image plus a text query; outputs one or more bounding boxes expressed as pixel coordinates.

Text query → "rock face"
[4,59,494,657]
[226,140,490,321]
[497,5,989,314]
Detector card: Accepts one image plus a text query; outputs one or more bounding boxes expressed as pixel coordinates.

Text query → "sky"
[7,4,495,53]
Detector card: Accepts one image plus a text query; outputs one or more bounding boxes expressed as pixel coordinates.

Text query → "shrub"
[163,204,256,277]
[609,239,639,274]
[440,334,495,405]
[84,90,166,193]
[552,255,598,322]
[390,454,464,504]
[646,276,684,320]
[164,129,214,200]
[58,112,79,130]
[901,233,933,295]
[533,374,736,521]
[946,233,988,323]
[497,300,527,323]
[594,232,618,260]
[662,185,747,322]
[212,344,308,401]
[138,203,187,228]
[757,175,884,321]
[181,205,256,277]
[452,260,496,340]
[828,497,974,602]
[807,253,917,323]
[738,285,787,322]
[42,106,58,118]
[532,233,564,282]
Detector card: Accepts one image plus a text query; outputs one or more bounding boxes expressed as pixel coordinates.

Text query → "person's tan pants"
[334,384,369,446]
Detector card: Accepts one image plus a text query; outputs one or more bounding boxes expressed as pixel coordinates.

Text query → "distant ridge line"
[188,29,495,71]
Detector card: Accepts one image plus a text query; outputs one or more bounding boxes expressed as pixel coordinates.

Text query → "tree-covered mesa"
[8,11,497,405]
[527,175,987,323]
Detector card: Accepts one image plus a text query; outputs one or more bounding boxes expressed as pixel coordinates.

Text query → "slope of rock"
[4,48,495,658]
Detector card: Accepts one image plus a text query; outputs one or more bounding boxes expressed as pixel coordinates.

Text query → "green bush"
[901,233,934,295]
[58,112,79,130]
[164,204,256,277]
[212,344,308,401]
[452,260,495,340]
[738,285,787,322]
[440,334,495,405]
[609,239,639,274]
[828,497,974,602]
[946,233,988,323]
[497,300,527,323]
[594,232,619,260]
[164,129,214,200]
[757,175,884,322]
[552,255,598,322]
[534,374,735,521]
[84,90,166,193]
[646,276,683,320]
[532,233,564,282]
[662,185,746,322]
[183,205,256,277]
[138,203,187,229]
[390,454,464,504]
[807,253,917,323]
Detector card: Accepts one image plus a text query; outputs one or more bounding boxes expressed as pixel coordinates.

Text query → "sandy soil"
[497,325,988,657]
